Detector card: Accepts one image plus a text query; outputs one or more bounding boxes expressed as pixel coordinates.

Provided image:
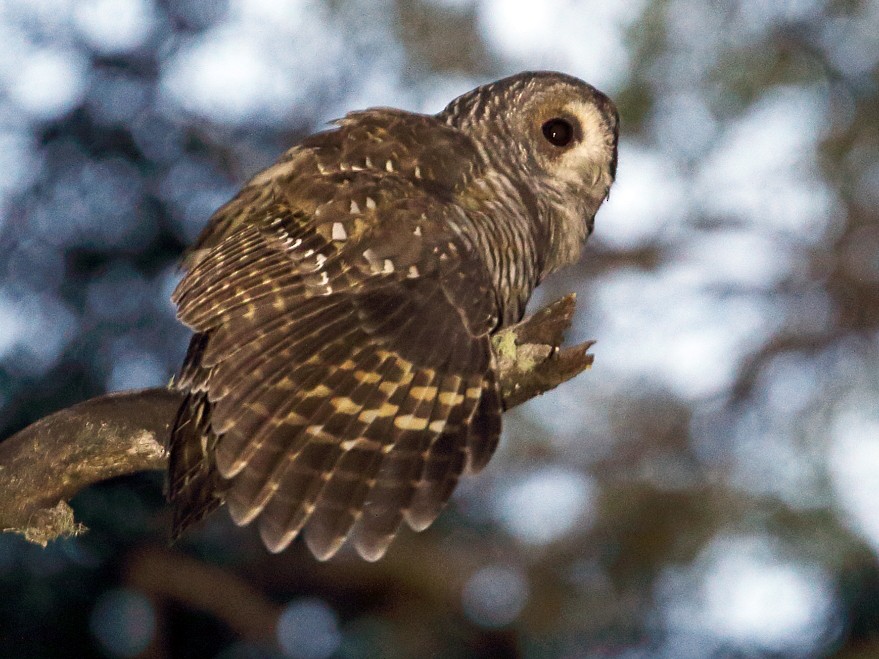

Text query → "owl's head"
[439,71,619,269]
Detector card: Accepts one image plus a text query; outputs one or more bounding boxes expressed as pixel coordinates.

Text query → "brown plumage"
[168,71,619,561]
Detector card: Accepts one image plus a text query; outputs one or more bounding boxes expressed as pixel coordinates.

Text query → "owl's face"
[520,81,619,202]
[440,71,619,269]
[440,71,618,196]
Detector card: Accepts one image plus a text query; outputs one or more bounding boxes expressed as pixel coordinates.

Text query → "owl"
[168,71,619,561]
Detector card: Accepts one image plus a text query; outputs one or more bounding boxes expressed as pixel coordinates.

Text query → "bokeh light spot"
[461,564,529,628]
[276,597,341,659]
[830,409,879,554]
[73,0,155,54]
[658,535,840,655]
[495,466,596,545]
[6,47,88,119]
[89,588,156,658]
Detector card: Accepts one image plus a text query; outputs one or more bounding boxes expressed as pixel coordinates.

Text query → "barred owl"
[169,71,619,561]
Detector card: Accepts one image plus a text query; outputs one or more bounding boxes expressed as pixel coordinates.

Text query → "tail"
[167,333,225,540]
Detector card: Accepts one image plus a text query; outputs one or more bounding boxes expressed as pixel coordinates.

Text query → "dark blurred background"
[1,0,878,656]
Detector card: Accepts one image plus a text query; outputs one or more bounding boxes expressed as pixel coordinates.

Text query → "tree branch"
[0,388,178,544]
[0,294,593,545]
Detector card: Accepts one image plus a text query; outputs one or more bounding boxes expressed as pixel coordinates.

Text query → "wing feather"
[257,351,410,552]
[404,373,480,531]
[169,142,506,559]
[306,296,451,559]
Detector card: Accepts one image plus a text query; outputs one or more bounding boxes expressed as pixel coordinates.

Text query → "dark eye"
[541,118,575,147]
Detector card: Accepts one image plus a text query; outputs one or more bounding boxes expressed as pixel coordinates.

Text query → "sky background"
[1,0,878,657]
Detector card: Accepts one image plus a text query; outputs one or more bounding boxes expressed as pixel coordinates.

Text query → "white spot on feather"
[349,200,360,214]
[332,222,347,241]
[385,160,394,172]
[394,414,429,431]
[365,197,376,210]
[340,437,382,451]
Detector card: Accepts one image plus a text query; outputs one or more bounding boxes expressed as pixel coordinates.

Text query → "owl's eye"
[541,118,576,147]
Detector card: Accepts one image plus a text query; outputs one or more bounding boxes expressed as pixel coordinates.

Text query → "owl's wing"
[169,174,502,561]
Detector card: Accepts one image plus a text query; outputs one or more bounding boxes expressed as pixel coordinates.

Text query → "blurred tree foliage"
[1,0,878,657]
